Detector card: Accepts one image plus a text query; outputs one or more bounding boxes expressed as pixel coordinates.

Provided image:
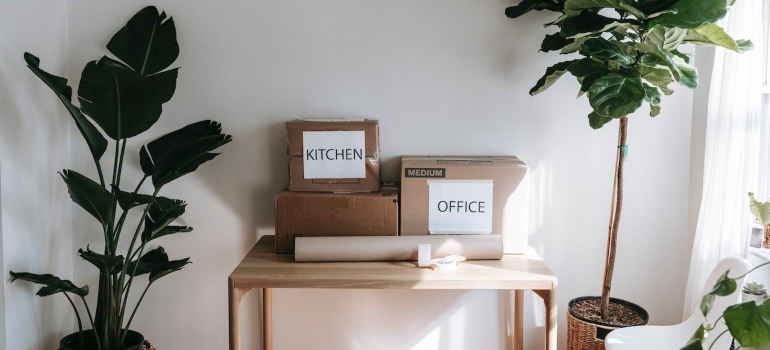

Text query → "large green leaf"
[78,247,124,275]
[651,0,729,29]
[125,247,169,277]
[639,56,675,95]
[684,23,750,53]
[562,37,588,54]
[749,193,770,225]
[505,0,565,18]
[149,258,191,283]
[529,60,579,95]
[77,56,162,140]
[723,300,770,347]
[645,27,688,51]
[643,84,662,106]
[10,271,89,297]
[559,12,615,38]
[541,33,571,52]
[700,270,737,316]
[641,0,678,14]
[588,72,646,118]
[140,120,232,188]
[581,38,635,68]
[146,68,179,103]
[588,111,614,129]
[564,0,644,17]
[636,43,698,88]
[142,199,188,243]
[107,6,179,76]
[24,53,108,164]
[568,58,609,94]
[60,170,116,227]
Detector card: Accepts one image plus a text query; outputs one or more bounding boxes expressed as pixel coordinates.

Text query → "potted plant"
[742,281,767,304]
[749,192,770,249]
[8,6,231,350]
[687,264,770,349]
[504,0,751,346]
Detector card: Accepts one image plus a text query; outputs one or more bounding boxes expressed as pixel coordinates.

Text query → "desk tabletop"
[229,235,557,290]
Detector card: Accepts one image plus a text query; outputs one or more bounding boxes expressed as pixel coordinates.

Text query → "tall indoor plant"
[9,6,231,350]
[504,0,751,345]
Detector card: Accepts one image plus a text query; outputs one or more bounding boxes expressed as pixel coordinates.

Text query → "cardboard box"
[400,156,529,254]
[287,119,380,192]
[275,183,399,253]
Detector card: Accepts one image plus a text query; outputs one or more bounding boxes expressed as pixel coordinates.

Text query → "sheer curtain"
[682,0,766,318]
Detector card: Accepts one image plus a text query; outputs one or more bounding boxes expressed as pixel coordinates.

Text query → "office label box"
[400,156,529,254]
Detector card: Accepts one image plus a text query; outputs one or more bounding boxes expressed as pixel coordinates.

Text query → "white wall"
[3,1,696,349]
[0,1,74,350]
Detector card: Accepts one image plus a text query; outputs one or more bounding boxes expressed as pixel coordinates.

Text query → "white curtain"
[682,0,766,318]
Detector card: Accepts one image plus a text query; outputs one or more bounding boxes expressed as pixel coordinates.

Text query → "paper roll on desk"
[294,235,504,262]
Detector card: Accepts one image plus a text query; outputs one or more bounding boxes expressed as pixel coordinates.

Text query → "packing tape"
[430,255,466,271]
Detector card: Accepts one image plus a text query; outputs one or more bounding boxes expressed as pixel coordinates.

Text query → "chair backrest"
[687,255,752,349]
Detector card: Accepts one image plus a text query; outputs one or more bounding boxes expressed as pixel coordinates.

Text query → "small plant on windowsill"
[8,6,231,350]
[742,281,767,304]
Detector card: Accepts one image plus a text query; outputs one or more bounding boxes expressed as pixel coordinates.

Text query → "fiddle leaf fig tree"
[9,6,232,349]
[506,0,751,322]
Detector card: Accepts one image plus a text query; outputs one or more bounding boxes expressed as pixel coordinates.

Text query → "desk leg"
[264,288,273,350]
[534,289,557,350]
[513,290,524,350]
[229,280,254,350]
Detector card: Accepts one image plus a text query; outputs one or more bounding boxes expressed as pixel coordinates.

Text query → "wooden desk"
[229,235,557,350]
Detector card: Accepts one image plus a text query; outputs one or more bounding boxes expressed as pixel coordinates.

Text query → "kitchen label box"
[400,156,529,254]
[286,119,380,192]
[274,184,399,253]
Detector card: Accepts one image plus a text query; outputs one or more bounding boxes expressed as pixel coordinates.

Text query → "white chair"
[605,256,752,350]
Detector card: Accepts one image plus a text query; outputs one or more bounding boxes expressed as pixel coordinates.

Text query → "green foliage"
[749,192,770,225]
[505,0,750,129]
[9,6,231,350]
[683,262,770,349]
[743,281,767,295]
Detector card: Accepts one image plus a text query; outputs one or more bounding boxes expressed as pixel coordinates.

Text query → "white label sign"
[428,180,493,234]
[303,131,366,179]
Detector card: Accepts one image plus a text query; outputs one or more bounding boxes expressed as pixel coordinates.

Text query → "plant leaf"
[113,186,155,210]
[505,0,565,18]
[60,170,116,227]
[561,37,588,54]
[639,57,675,95]
[680,338,704,350]
[142,120,232,188]
[643,83,662,106]
[10,271,89,297]
[700,270,737,316]
[684,23,750,53]
[588,72,646,118]
[564,0,643,17]
[650,0,729,29]
[146,68,179,103]
[78,56,163,140]
[559,12,615,38]
[149,258,191,283]
[749,193,770,225]
[641,0,678,14]
[529,60,579,95]
[588,111,614,129]
[107,6,179,76]
[125,247,169,277]
[650,104,661,117]
[78,247,124,275]
[723,300,770,347]
[142,199,188,243]
[636,43,698,88]
[645,27,688,51]
[24,53,108,163]
[581,38,635,68]
[541,33,572,52]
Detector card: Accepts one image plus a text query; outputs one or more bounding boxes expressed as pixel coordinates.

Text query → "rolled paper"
[418,244,432,267]
[294,235,503,262]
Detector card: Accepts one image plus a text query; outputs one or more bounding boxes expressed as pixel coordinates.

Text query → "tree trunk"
[601,116,628,320]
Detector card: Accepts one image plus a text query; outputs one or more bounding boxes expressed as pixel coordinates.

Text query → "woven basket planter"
[567,296,649,350]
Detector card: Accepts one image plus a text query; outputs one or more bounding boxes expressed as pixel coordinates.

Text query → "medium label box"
[286,119,380,192]
[274,184,399,253]
[400,156,529,254]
